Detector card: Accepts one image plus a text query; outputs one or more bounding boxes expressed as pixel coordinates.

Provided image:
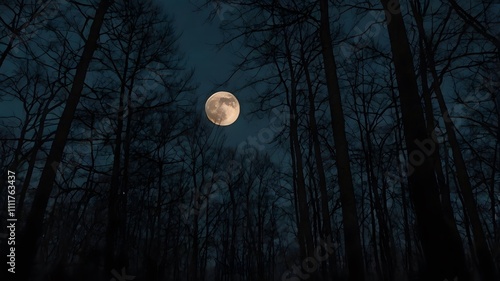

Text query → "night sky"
[165,1,271,147]
[1,1,498,281]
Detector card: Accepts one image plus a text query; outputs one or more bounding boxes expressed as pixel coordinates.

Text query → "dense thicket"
[0,0,498,280]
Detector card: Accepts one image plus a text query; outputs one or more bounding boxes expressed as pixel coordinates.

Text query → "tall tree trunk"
[289,77,315,260]
[17,104,51,218]
[389,76,415,277]
[379,0,469,279]
[429,51,499,281]
[367,140,394,280]
[105,65,127,273]
[412,8,466,275]
[318,0,365,280]
[281,26,316,264]
[414,16,454,220]
[0,37,14,70]
[411,1,499,278]
[301,44,338,278]
[15,1,112,278]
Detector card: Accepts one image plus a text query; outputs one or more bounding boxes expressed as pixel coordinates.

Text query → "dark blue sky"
[0,1,285,161]
[164,1,278,150]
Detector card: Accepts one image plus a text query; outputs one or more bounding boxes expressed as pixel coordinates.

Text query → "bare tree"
[319,0,366,279]
[16,0,113,278]
[379,0,470,279]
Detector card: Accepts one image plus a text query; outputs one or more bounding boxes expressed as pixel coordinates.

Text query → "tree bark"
[301,44,338,278]
[15,0,112,278]
[430,53,499,281]
[379,0,469,279]
[319,0,365,280]
[411,1,499,278]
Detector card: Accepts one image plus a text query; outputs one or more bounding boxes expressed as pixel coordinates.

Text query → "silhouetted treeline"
[0,0,498,280]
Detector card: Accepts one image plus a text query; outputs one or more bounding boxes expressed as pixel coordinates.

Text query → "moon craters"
[205,91,240,126]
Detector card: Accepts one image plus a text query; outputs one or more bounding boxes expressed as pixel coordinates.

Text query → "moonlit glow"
[205,91,240,126]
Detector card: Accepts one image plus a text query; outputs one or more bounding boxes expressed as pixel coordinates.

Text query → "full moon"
[205,91,240,126]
